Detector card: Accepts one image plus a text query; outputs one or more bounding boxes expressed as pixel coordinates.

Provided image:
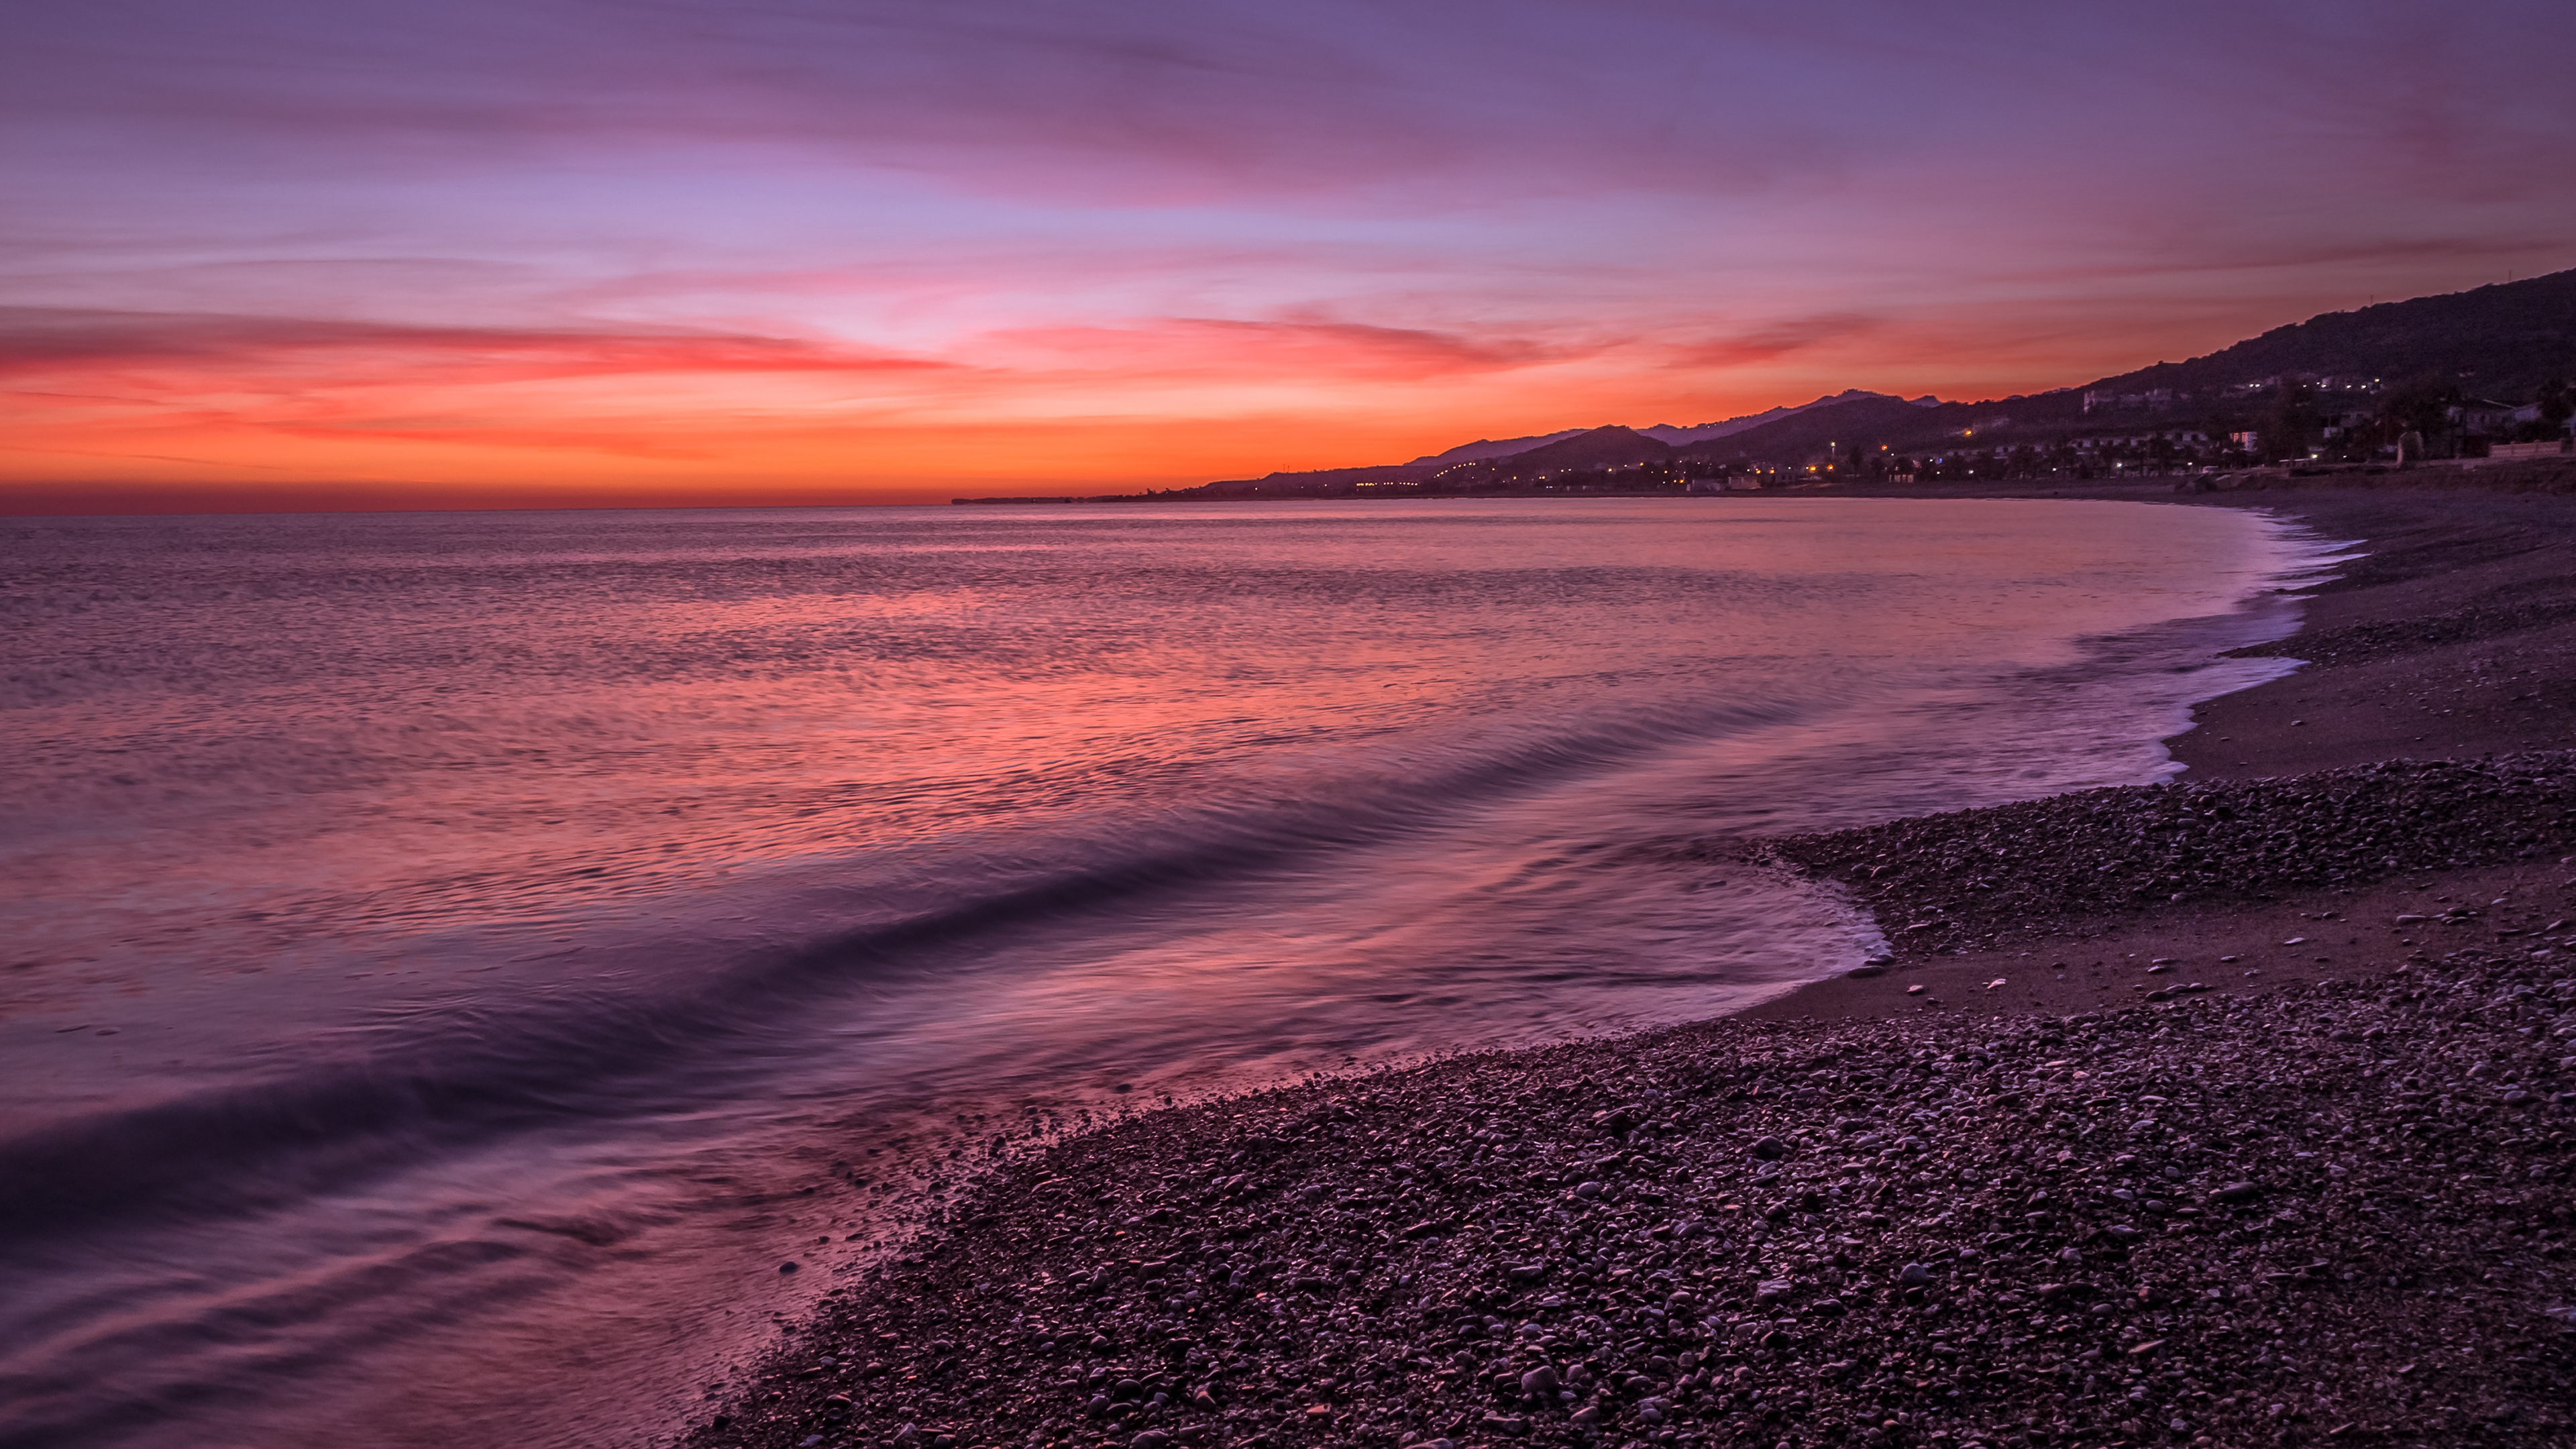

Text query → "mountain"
[1637,390,1937,446]
[1688,392,1970,462]
[1691,269,2576,464]
[1405,429,1588,466]
[2084,270,2576,401]
[1397,394,1941,467]
[1459,425,1673,475]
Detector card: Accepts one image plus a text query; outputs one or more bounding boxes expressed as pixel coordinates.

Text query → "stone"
[712,881,2576,1449]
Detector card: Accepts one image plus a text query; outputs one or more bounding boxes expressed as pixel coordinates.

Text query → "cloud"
[987,317,1586,378]
[1669,313,1876,369]
[0,0,1864,203]
[0,307,950,380]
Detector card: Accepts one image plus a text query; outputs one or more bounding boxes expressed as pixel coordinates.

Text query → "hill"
[1404,429,1587,467]
[1458,425,1672,475]
[1639,390,1935,446]
[1685,392,1978,464]
[2088,270,2576,402]
[1685,269,2576,466]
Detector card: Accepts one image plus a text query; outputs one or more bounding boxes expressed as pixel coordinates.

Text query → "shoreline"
[1750,481,2576,1025]
[686,482,2576,1449]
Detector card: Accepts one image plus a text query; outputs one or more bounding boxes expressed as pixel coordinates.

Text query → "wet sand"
[686,478,2576,1449]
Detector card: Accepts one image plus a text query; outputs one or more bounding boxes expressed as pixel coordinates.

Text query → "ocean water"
[0,497,2324,1447]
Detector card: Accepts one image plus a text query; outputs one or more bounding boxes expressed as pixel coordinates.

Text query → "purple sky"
[6,0,2573,505]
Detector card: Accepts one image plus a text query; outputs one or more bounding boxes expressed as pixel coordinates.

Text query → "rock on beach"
[1769,752,2576,961]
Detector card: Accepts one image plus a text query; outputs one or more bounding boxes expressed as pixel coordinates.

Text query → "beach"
[7,498,2312,1449]
[686,476,2576,1449]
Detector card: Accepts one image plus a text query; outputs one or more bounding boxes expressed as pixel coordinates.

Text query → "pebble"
[694,875,2576,1449]
[1776,751,2576,956]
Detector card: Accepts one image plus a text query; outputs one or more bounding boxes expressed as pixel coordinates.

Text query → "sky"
[5,0,2575,511]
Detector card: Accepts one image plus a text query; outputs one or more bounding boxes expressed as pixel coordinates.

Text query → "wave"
[0,690,1827,1244]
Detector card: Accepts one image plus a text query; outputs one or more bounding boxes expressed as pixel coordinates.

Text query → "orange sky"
[7,1,2574,513]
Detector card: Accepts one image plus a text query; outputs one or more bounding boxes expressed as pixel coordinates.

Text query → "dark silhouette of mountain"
[1689,269,2576,464]
[1405,429,1587,466]
[1468,425,1673,474]
[1201,397,1943,496]
[1684,393,1964,463]
[2086,270,2576,401]
[1640,390,1936,445]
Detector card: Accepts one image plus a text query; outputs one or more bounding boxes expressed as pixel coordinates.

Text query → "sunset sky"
[6,0,2573,511]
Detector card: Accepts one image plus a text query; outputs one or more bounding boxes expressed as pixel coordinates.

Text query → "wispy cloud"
[0,307,950,378]
[1668,314,1877,370]
[988,316,1587,380]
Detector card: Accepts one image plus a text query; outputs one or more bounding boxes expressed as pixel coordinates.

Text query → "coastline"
[1750,480,2576,1024]
[686,482,2576,1449]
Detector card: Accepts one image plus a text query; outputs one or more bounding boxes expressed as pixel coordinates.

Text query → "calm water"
[0,498,2322,1447]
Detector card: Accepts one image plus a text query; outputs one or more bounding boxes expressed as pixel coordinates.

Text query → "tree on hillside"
[2532,377,2575,441]
[2377,374,2459,458]
[2261,378,2318,462]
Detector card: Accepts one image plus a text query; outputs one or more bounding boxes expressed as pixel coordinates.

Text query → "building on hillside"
[2080,388,2176,413]
[2453,398,2522,436]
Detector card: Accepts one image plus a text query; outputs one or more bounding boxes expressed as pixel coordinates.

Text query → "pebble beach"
[686,474,2576,1449]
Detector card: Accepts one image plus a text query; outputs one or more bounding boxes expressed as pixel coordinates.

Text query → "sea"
[0,496,2330,1448]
